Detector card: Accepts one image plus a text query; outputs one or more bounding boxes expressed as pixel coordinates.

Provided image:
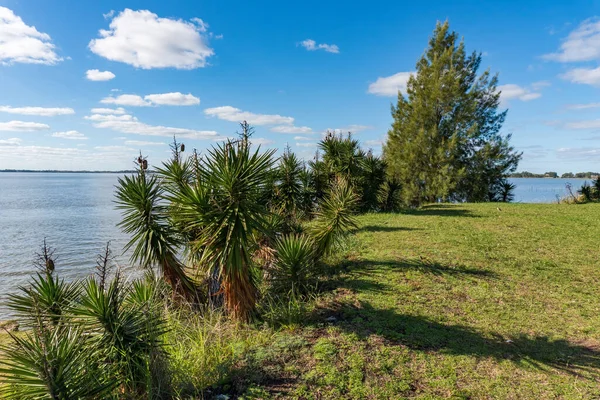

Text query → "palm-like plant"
[0,324,115,400]
[271,234,316,294]
[77,273,169,397]
[498,180,516,202]
[592,176,600,200]
[310,177,359,257]
[275,147,303,230]
[171,140,276,320]
[578,182,593,202]
[115,164,196,299]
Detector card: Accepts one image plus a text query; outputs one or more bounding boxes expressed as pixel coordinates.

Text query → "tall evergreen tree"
[384,21,521,206]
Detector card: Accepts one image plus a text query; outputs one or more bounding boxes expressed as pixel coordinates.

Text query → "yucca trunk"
[221,267,257,321]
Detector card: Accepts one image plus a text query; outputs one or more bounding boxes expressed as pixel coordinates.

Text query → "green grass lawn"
[237,203,600,399]
[2,203,600,399]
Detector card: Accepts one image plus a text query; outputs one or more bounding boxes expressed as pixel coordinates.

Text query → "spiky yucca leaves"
[115,169,196,299]
[77,273,170,397]
[171,140,277,321]
[578,182,593,202]
[0,250,114,399]
[308,152,329,201]
[497,180,516,203]
[271,234,316,294]
[298,166,316,218]
[319,131,366,182]
[7,272,80,327]
[592,176,600,200]
[360,151,386,211]
[310,177,359,257]
[0,324,115,400]
[275,147,303,231]
[378,178,403,212]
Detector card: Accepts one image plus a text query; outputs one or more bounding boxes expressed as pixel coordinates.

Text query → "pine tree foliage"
[384,21,521,206]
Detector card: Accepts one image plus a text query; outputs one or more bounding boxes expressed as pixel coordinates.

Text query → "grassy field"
[234,203,600,399]
[2,203,599,398]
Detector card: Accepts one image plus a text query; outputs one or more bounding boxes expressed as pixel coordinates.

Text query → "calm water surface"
[0,173,132,318]
[509,178,589,203]
[0,173,590,319]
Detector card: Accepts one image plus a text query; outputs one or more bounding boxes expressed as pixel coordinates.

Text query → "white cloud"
[90,107,126,114]
[544,18,600,62]
[0,6,62,65]
[531,81,551,90]
[0,106,74,116]
[85,112,217,139]
[560,67,600,87]
[101,94,151,107]
[51,130,87,140]
[144,92,200,106]
[250,138,274,146]
[86,69,115,81]
[204,106,294,125]
[0,121,50,131]
[557,147,600,160]
[89,9,214,69]
[0,141,145,170]
[124,140,165,146]
[101,92,200,107]
[498,84,543,103]
[270,125,313,134]
[299,39,339,54]
[364,139,383,147]
[296,142,317,148]
[103,10,115,19]
[566,103,600,110]
[294,136,311,141]
[327,124,373,134]
[368,72,414,96]
[0,137,21,146]
[94,145,135,152]
[564,119,600,130]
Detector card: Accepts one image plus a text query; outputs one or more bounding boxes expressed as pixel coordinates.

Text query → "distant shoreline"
[0,170,137,174]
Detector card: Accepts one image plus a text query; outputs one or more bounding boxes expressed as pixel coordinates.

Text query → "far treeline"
[511,171,600,179]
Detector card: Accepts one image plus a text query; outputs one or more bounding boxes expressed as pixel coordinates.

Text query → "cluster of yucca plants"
[0,242,169,399]
[309,131,401,212]
[112,124,370,322]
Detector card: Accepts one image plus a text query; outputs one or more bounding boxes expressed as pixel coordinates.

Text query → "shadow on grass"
[404,204,480,218]
[355,225,421,233]
[311,296,600,375]
[342,258,497,278]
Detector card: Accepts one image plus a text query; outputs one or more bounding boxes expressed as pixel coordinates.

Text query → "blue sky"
[0,0,600,173]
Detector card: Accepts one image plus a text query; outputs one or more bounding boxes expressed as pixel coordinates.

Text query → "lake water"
[509,178,589,203]
[0,173,591,319]
[0,173,132,318]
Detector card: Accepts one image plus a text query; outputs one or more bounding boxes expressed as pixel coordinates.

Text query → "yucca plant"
[271,234,316,294]
[115,160,196,299]
[592,176,600,200]
[0,322,115,400]
[360,151,386,211]
[0,243,116,400]
[310,176,359,257]
[498,180,516,202]
[76,271,170,397]
[170,139,277,320]
[275,146,303,230]
[378,178,403,212]
[578,182,593,202]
